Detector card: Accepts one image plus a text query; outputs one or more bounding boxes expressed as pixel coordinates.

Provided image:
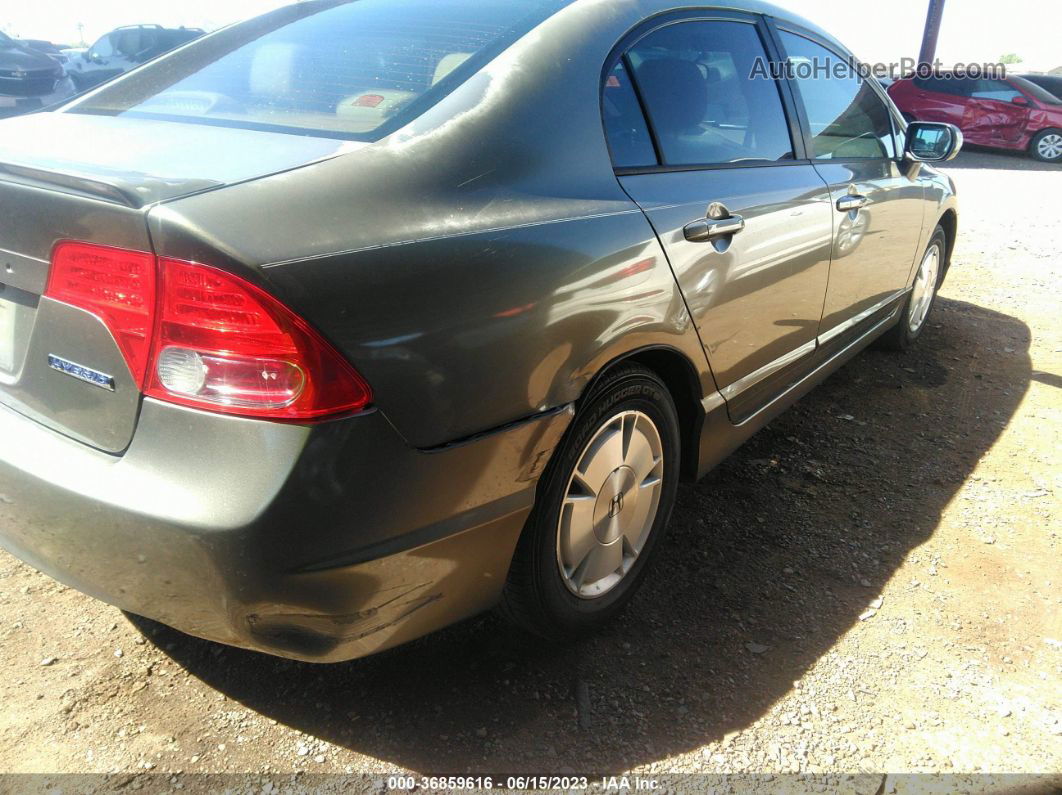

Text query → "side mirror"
[905,121,963,163]
[1012,96,1030,107]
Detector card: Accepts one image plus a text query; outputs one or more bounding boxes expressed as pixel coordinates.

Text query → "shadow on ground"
[131,296,1031,774]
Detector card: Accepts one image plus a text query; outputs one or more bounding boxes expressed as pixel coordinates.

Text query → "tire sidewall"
[528,368,681,633]
[1030,129,1062,163]
[898,228,947,348]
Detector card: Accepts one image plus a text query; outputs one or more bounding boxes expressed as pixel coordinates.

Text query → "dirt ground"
[0,148,1059,787]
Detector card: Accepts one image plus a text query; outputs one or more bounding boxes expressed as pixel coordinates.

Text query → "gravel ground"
[0,148,1059,786]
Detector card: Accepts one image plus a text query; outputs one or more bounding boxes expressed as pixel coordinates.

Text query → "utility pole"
[918,0,947,69]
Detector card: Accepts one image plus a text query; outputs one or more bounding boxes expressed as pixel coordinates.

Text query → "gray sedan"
[0,0,959,662]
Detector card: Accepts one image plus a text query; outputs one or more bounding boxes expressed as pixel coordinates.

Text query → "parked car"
[1020,73,1062,102]
[20,39,72,65]
[67,25,204,91]
[0,30,77,118]
[889,73,1062,162]
[0,0,960,662]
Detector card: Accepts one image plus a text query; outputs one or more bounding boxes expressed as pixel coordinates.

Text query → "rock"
[858,609,877,621]
[745,642,769,654]
[40,657,57,667]
[475,727,488,738]
[869,597,884,609]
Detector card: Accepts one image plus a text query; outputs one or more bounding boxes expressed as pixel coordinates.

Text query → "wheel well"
[588,347,704,481]
[937,209,957,272]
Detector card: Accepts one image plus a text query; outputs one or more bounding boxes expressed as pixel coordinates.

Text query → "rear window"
[66,0,565,140]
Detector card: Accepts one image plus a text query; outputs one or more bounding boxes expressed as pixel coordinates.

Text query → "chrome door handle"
[836,194,868,212]
[684,214,745,242]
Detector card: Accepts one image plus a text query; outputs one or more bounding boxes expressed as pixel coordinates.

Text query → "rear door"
[775,27,926,340]
[607,13,834,421]
[909,76,970,127]
[965,78,1031,146]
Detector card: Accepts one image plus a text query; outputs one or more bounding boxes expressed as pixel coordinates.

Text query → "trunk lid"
[0,111,358,452]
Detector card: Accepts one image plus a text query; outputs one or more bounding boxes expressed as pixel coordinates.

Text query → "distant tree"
[999,53,1024,65]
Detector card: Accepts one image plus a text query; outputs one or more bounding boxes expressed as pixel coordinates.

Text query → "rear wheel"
[500,364,680,639]
[1030,129,1062,163]
[877,226,946,351]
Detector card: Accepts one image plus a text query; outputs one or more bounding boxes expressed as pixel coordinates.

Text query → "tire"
[499,363,681,640]
[1029,129,1062,163]
[877,226,947,351]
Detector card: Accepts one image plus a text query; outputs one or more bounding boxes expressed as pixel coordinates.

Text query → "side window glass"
[951,77,978,97]
[626,20,794,166]
[91,34,115,60]
[780,31,895,160]
[139,29,159,55]
[602,60,657,168]
[970,79,1022,102]
[115,30,142,57]
[918,76,961,96]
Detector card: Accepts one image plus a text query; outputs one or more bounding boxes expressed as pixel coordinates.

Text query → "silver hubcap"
[556,411,664,599]
[1038,133,1062,160]
[908,243,941,333]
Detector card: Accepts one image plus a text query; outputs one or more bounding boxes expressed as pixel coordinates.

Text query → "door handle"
[684,202,745,242]
[836,194,868,212]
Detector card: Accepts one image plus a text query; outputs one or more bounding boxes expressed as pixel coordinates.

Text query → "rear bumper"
[0,398,570,662]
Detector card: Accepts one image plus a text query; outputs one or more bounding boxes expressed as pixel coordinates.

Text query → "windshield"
[66,0,565,140]
[1011,76,1062,106]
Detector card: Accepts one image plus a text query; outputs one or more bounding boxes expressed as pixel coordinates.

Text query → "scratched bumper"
[0,398,570,662]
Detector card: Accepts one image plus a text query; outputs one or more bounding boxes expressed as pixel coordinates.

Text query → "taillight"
[46,243,372,421]
[46,242,157,385]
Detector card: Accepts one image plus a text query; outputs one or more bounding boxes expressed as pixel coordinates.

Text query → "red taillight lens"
[46,243,372,421]
[46,242,156,385]
[146,258,371,419]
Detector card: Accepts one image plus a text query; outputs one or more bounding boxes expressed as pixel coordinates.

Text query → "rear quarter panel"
[147,0,721,448]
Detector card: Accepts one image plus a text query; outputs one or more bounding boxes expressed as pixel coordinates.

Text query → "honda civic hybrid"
[0,0,960,662]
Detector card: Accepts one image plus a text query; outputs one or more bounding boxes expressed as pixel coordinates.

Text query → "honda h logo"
[608,492,625,518]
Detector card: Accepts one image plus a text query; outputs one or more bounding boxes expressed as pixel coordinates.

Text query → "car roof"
[570,0,851,55]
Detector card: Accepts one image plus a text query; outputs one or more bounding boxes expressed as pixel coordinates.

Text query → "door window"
[602,60,657,168]
[914,75,971,97]
[89,33,115,60]
[779,31,895,160]
[114,29,144,58]
[969,79,1023,102]
[620,20,794,166]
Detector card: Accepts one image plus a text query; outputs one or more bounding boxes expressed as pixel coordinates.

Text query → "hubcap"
[1038,133,1062,160]
[556,411,664,599]
[908,243,941,333]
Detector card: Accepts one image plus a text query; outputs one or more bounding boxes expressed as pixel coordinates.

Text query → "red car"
[889,73,1062,163]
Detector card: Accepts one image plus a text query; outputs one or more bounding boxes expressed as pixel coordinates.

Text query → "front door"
[965,79,1031,147]
[604,16,834,421]
[777,29,927,339]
